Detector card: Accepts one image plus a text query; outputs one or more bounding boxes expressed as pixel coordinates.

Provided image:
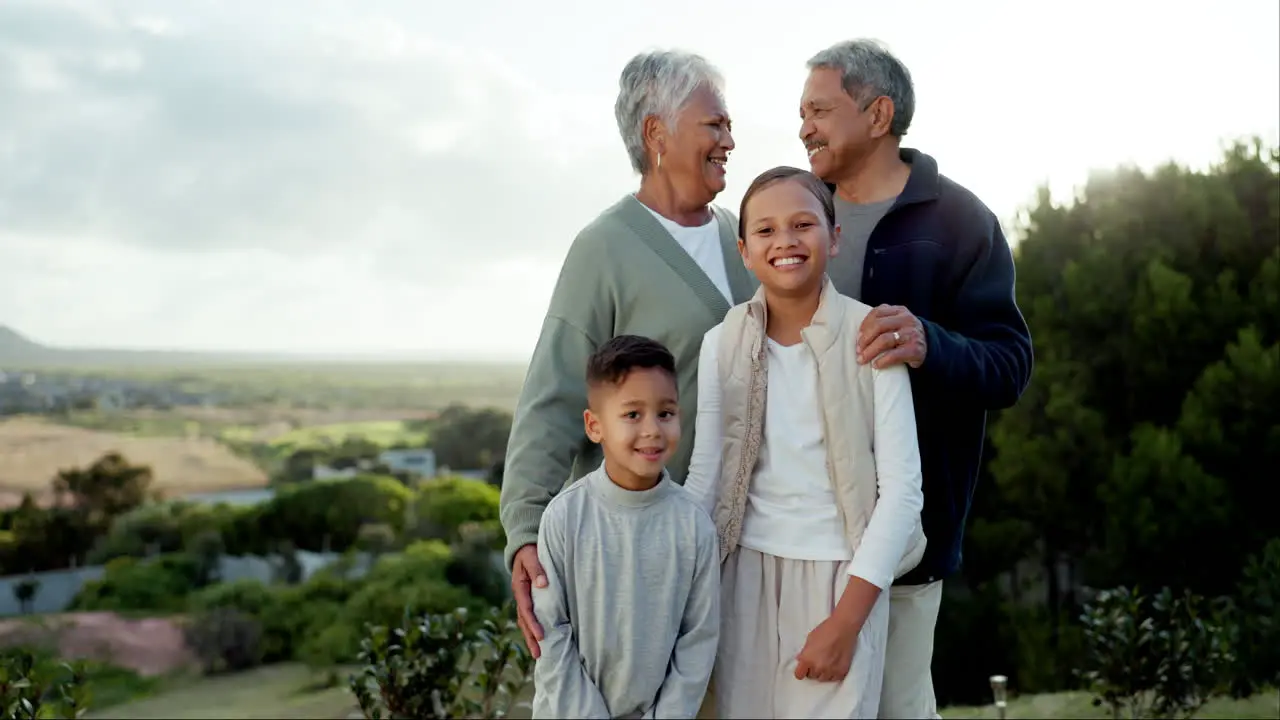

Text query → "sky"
[1,0,1277,361]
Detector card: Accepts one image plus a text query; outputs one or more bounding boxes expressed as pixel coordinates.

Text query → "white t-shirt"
[683,323,924,590]
[738,338,849,561]
[638,202,733,304]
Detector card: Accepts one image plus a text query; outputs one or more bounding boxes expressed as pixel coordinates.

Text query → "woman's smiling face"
[659,85,735,206]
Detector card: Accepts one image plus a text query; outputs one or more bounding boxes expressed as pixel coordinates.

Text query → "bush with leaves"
[412,478,501,543]
[286,541,477,669]
[444,522,509,608]
[324,579,477,668]
[1229,538,1280,696]
[0,648,90,719]
[350,603,533,720]
[183,607,265,675]
[256,475,414,554]
[356,523,397,557]
[69,554,205,613]
[1077,585,1234,719]
[187,579,297,663]
[12,579,39,615]
[86,501,237,565]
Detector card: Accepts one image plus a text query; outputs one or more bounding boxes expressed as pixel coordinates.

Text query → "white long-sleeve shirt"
[532,464,719,719]
[683,323,924,591]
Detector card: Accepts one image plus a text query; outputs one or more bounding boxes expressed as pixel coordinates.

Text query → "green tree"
[13,578,39,615]
[945,139,1280,706]
[989,137,1278,599]
[430,405,512,471]
[52,452,152,529]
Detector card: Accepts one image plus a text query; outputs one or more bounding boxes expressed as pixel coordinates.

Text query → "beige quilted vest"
[711,275,926,579]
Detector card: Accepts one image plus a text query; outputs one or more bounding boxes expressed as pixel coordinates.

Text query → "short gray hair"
[615,50,725,174]
[807,39,914,137]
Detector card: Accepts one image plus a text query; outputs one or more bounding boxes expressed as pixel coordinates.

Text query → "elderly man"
[799,39,1033,719]
[500,48,754,665]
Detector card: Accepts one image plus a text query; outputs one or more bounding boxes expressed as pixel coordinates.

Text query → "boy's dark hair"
[737,165,836,239]
[586,335,678,390]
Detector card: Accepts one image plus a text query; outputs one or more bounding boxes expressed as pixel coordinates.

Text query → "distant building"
[378,448,436,478]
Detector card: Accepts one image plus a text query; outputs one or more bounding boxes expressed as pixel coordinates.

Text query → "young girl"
[684,166,926,719]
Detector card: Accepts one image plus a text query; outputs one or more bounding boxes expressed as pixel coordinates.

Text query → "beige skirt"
[712,547,890,719]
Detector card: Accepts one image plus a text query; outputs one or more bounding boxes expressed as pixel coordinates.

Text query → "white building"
[378,448,436,478]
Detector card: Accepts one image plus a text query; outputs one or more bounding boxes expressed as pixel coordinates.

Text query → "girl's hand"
[793,614,862,682]
[794,575,881,682]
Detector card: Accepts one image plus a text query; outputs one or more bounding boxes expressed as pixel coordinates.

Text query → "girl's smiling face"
[739,176,840,297]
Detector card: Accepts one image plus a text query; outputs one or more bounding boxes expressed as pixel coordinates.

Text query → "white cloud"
[0,0,1276,358]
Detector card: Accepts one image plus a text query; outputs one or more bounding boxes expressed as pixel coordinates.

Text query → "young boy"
[531,334,720,719]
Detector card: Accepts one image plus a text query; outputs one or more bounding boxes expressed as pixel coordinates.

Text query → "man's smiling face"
[799,66,872,183]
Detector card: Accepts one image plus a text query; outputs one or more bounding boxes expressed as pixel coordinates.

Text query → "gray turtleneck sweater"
[531,462,719,719]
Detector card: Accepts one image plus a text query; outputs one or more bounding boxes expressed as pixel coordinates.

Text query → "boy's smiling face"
[584,366,681,491]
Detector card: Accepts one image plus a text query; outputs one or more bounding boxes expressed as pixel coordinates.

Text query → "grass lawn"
[0,416,267,503]
[88,661,1278,720]
[941,688,1279,719]
[87,664,358,719]
[266,420,425,451]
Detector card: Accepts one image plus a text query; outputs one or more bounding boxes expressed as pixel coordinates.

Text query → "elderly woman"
[499,49,754,654]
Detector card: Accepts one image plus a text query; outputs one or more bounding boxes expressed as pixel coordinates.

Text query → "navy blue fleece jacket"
[834,148,1033,585]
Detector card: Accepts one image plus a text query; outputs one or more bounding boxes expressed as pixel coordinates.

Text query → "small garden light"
[990,674,1008,720]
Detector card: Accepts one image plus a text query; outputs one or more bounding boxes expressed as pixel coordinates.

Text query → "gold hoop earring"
[656,152,662,171]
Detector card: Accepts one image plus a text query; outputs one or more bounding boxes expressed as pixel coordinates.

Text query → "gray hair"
[807,39,915,137]
[614,50,725,174]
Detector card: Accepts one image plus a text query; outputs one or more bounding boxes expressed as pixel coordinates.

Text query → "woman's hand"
[511,543,547,657]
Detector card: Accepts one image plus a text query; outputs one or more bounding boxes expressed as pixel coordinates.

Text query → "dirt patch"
[0,612,197,676]
[0,417,268,506]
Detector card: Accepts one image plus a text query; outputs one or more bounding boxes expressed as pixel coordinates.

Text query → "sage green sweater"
[500,194,758,569]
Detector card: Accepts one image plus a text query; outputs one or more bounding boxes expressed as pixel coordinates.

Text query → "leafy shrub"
[69,554,204,613]
[188,579,295,663]
[350,604,533,720]
[220,505,270,556]
[188,578,278,616]
[297,622,364,671]
[339,580,476,652]
[0,530,17,574]
[269,540,304,584]
[444,522,509,608]
[0,647,90,719]
[1229,538,1280,696]
[356,523,397,556]
[86,501,235,564]
[266,565,361,661]
[1,507,98,575]
[1078,585,1234,719]
[412,479,500,543]
[367,540,453,585]
[292,540,479,668]
[13,579,40,615]
[257,476,414,554]
[183,608,264,675]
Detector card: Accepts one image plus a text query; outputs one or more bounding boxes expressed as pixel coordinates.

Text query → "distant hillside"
[0,324,303,369]
[0,324,526,370]
[0,325,48,365]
